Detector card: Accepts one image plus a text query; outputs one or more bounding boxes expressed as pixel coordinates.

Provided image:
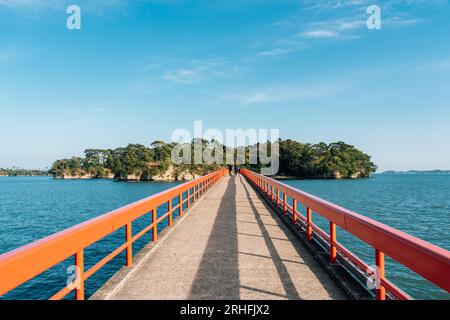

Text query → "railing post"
[168,199,173,227]
[307,207,312,240]
[75,250,84,300]
[283,193,287,215]
[179,193,183,217]
[152,208,157,242]
[270,185,274,202]
[187,189,190,208]
[376,249,386,300]
[292,199,297,224]
[276,188,280,208]
[330,222,337,263]
[126,223,132,267]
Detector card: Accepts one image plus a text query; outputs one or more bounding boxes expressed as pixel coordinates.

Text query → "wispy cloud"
[252,0,431,58]
[221,82,343,106]
[163,58,239,85]
[0,0,142,17]
[132,56,244,88]
[257,48,293,57]
[300,30,337,39]
[164,68,202,85]
[0,0,64,15]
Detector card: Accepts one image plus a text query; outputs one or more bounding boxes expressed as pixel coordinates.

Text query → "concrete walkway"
[93,176,346,300]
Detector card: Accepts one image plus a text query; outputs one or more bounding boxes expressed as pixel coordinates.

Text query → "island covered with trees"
[0,168,49,177]
[49,139,377,181]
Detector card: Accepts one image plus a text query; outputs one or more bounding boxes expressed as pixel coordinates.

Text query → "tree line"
[49,139,376,180]
[0,168,49,176]
[276,140,376,178]
[49,140,222,180]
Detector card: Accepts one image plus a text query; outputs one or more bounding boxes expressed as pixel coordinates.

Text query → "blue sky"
[0,0,449,171]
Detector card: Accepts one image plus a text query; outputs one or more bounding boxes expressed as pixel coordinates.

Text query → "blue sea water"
[0,174,449,300]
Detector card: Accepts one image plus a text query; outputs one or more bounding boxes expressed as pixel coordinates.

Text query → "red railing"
[0,169,227,300]
[242,169,450,300]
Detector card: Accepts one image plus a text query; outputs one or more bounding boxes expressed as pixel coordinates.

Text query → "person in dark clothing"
[234,164,239,175]
[228,164,233,176]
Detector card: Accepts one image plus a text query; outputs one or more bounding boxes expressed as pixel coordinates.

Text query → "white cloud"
[164,68,201,85]
[0,0,137,17]
[222,83,343,105]
[257,48,293,56]
[0,0,178,13]
[162,58,237,85]
[300,30,337,38]
[0,0,63,12]
[254,0,428,58]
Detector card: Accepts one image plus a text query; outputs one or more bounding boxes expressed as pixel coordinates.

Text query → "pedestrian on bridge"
[228,164,233,176]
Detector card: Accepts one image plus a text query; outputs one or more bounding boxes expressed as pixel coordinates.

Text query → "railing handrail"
[0,169,227,298]
[241,169,450,297]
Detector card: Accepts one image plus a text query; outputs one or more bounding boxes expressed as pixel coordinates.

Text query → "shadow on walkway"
[239,175,345,300]
[238,175,302,300]
[188,176,240,299]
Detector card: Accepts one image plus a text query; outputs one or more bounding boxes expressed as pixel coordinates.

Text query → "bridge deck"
[92,176,346,300]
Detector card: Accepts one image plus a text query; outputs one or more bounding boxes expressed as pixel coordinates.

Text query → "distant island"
[381,170,450,175]
[49,139,377,181]
[0,168,49,177]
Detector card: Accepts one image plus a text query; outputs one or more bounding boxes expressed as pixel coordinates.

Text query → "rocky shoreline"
[53,165,202,182]
[271,170,367,180]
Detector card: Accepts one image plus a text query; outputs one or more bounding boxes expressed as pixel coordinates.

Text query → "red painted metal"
[376,249,386,300]
[75,250,84,300]
[292,199,297,224]
[152,209,157,242]
[187,189,191,208]
[330,222,337,263]
[168,199,173,227]
[241,169,450,299]
[125,223,132,267]
[0,169,226,299]
[307,208,312,240]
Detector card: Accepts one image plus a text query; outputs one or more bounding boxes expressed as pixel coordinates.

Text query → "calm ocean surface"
[0,174,449,300]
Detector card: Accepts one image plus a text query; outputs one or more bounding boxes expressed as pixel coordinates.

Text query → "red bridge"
[0,169,449,300]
